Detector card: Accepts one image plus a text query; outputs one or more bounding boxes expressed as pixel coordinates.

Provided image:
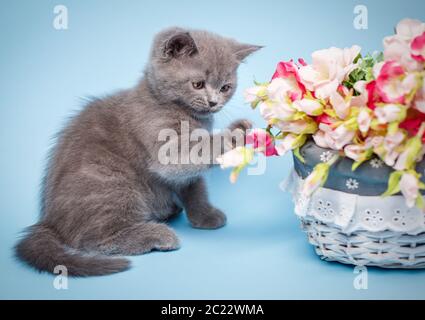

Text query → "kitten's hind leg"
[96,221,180,256]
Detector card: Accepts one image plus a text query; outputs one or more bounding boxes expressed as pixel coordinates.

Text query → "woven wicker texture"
[300,216,425,268]
[283,169,425,268]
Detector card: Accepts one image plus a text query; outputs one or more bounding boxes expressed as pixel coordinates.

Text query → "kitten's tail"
[15,224,130,277]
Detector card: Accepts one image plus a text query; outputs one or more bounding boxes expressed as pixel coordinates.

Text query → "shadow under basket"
[284,153,425,268]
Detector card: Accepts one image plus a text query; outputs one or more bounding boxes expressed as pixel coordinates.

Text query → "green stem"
[417,122,425,138]
[327,154,340,166]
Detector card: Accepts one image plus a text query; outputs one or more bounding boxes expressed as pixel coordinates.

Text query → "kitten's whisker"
[216,109,233,124]
[221,109,236,123]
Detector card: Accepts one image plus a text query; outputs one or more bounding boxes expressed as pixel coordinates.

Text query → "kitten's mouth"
[209,105,224,113]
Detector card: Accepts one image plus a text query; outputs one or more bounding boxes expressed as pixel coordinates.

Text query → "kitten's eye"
[220,84,231,93]
[192,81,205,90]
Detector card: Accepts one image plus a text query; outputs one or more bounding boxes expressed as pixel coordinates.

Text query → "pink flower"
[384,131,405,149]
[267,77,303,105]
[357,108,372,135]
[245,129,278,157]
[394,123,425,171]
[350,81,369,108]
[271,61,306,101]
[411,32,425,63]
[315,124,355,150]
[400,113,425,142]
[299,46,361,99]
[413,80,425,113]
[314,113,334,126]
[366,80,378,109]
[329,91,350,119]
[373,131,405,166]
[384,18,425,72]
[374,61,417,105]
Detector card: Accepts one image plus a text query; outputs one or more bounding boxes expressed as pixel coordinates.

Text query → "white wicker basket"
[284,170,425,268]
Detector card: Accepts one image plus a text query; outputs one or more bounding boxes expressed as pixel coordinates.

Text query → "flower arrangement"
[218,18,425,209]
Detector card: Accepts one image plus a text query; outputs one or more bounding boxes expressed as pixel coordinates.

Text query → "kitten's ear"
[162,32,198,60]
[233,43,263,62]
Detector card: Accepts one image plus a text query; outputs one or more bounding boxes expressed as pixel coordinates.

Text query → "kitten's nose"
[209,101,218,107]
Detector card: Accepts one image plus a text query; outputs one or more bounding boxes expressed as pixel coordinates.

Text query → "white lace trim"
[283,170,425,235]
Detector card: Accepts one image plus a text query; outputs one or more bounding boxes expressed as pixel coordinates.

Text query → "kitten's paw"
[228,119,253,133]
[189,207,227,229]
[226,119,253,149]
[153,225,181,251]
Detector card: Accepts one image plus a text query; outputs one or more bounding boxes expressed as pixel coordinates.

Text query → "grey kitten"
[15,27,261,277]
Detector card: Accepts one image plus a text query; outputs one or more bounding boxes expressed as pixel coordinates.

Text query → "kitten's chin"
[190,105,223,118]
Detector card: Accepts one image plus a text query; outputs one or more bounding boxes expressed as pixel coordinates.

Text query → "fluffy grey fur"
[15,27,261,276]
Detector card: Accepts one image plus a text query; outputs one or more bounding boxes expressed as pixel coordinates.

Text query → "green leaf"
[254,80,269,87]
[342,80,353,89]
[351,149,373,171]
[352,161,362,171]
[416,195,425,209]
[251,100,260,109]
[382,171,403,197]
[353,53,362,64]
[293,147,305,164]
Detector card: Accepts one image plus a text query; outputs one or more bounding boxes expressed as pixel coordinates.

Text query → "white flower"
[317,124,356,151]
[414,80,425,113]
[369,158,384,169]
[216,147,252,169]
[346,178,359,190]
[374,104,406,124]
[299,45,361,99]
[319,151,333,163]
[259,101,295,122]
[330,91,350,119]
[293,98,323,116]
[357,108,372,135]
[344,144,368,162]
[244,86,263,103]
[373,131,405,167]
[267,77,302,103]
[275,133,307,156]
[301,163,331,197]
[399,172,420,208]
[274,119,317,135]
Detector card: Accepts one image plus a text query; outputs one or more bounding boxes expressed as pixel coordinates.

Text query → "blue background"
[1,0,425,300]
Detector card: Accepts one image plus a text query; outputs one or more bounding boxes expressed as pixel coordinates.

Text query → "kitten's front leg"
[178,178,226,229]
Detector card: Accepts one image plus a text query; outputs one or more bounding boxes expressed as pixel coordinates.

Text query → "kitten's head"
[145,27,262,117]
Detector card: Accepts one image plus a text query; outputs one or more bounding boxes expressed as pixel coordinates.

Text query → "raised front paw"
[188,207,227,229]
[226,119,253,149]
[228,119,253,133]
